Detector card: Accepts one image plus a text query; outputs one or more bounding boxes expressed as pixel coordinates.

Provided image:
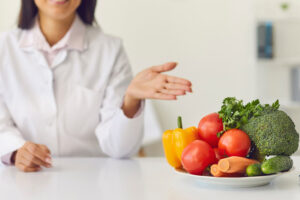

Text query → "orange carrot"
[211,164,227,177]
[217,156,259,174]
[210,164,244,177]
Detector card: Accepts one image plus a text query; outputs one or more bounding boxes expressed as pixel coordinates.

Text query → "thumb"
[151,62,177,73]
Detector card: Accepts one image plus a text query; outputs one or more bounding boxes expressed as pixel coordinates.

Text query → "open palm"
[126,62,192,100]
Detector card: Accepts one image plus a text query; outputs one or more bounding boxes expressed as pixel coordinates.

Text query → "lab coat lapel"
[52,50,68,69]
[34,50,49,68]
[20,46,49,68]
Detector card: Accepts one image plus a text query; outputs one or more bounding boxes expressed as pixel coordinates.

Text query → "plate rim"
[174,167,295,180]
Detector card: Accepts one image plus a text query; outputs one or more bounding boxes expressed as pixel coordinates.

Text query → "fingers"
[19,155,39,168]
[16,163,41,173]
[26,143,52,165]
[159,89,186,96]
[153,93,177,100]
[166,75,192,86]
[14,142,52,172]
[22,149,51,168]
[165,83,192,92]
[151,63,192,87]
[151,62,177,73]
[130,62,193,101]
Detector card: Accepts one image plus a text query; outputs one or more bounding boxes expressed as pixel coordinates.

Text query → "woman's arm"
[95,41,192,158]
[121,95,141,118]
[0,80,51,172]
[95,42,144,158]
[0,92,26,159]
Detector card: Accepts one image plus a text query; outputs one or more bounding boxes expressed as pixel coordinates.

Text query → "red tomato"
[218,129,251,157]
[213,148,224,163]
[181,140,216,175]
[198,113,223,147]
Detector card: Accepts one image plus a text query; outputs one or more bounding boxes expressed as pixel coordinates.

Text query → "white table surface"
[0,156,299,200]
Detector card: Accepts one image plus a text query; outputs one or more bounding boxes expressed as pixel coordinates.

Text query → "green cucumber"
[261,156,293,174]
[246,163,262,176]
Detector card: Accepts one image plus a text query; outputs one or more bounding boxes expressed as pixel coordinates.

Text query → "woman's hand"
[122,62,192,117]
[13,142,52,172]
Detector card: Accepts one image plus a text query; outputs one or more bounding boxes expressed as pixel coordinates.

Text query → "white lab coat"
[0,26,144,159]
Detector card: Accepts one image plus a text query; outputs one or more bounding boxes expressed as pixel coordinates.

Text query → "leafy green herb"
[217,97,279,137]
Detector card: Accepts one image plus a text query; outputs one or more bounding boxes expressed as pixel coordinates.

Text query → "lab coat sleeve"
[95,42,144,158]
[0,87,26,160]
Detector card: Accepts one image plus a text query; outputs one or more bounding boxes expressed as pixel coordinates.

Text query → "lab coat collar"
[19,14,88,52]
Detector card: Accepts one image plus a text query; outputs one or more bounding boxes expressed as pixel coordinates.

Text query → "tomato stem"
[177,116,183,129]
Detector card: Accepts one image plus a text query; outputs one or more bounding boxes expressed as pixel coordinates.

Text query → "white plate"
[174,168,295,188]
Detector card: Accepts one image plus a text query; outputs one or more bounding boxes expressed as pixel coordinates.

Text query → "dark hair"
[18,0,97,29]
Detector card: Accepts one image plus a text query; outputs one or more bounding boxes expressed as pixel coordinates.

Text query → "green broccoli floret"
[241,110,299,157]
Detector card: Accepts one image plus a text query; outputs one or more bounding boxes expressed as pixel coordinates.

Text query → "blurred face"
[34,0,81,21]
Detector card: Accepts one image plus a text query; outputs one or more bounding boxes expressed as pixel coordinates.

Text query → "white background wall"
[1,0,300,154]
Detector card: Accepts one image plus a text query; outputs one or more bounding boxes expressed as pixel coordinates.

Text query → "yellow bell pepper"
[162,116,199,168]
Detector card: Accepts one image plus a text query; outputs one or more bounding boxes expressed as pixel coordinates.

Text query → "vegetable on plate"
[198,113,223,147]
[162,97,299,179]
[218,97,279,133]
[162,116,199,169]
[213,148,224,162]
[217,156,259,174]
[210,164,243,177]
[246,163,262,176]
[261,156,293,174]
[218,97,299,160]
[218,129,251,157]
[241,111,299,159]
[181,140,216,175]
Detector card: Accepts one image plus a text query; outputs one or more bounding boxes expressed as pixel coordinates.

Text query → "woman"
[0,0,192,172]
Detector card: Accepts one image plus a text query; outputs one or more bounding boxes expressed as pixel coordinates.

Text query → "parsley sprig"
[217,97,279,137]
